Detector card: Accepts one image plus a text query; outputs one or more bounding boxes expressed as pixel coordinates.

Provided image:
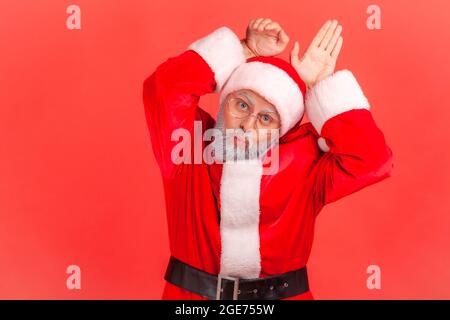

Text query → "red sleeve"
[142,26,246,178]
[306,70,394,207]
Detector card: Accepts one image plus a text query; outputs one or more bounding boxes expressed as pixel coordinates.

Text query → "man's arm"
[289,20,393,208]
[306,70,393,207]
[142,26,246,178]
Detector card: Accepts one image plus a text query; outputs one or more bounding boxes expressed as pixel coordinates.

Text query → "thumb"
[290,41,300,64]
[279,29,290,44]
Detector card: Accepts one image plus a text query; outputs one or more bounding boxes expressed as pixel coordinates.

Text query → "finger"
[290,41,300,64]
[311,20,332,47]
[258,18,272,31]
[251,18,264,30]
[319,19,338,49]
[253,18,266,30]
[279,28,290,44]
[249,19,257,29]
[264,21,280,31]
[331,36,343,59]
[325,24,342,53]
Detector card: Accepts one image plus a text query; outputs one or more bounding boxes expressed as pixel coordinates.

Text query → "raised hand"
[290,20,343,88]
[242,18,290,58]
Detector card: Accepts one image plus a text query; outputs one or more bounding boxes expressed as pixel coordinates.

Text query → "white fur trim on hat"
[219,61,304,136]
[187,26,246,93]
[305,69,370,152]
[219,158,263,279]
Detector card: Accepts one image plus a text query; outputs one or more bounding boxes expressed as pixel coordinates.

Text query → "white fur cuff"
[305,70,370,134]
[187,26,246,93]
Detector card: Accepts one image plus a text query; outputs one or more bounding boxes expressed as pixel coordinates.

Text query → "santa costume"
[142,26,393,300]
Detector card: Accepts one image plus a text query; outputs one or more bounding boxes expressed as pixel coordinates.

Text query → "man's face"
[223,89,281,147]
[211,89,281,162]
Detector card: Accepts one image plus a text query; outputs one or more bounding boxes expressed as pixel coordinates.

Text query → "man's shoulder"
[195,106,216,131]
[279,121,322,166]
[281,121,319,146]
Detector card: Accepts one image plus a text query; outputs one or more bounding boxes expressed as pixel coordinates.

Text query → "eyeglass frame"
[223,92,281,130]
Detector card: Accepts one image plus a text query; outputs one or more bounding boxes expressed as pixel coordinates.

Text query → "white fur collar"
[219,158,263,279]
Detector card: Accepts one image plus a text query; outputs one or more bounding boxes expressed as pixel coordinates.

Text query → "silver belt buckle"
[216,274,240,300]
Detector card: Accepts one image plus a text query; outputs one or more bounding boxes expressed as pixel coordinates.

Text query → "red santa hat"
[219,55,307,136]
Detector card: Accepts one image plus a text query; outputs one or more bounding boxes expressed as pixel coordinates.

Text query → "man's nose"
[240,114,257,132]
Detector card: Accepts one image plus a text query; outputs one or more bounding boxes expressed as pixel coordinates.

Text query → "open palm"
[290,20,343,88]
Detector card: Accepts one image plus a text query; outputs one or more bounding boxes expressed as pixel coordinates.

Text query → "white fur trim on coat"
[219,62,304,137]
[305,69,370,152]
[187,26,246,93]
[219,159,263,279]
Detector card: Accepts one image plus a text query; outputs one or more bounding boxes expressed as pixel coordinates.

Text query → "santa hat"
[218,56,307,136]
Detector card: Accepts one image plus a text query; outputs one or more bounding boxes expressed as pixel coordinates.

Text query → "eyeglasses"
[224,95,281,130]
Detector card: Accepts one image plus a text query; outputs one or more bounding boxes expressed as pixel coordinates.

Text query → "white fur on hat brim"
[219,61,304,136]
[187,26,247,93]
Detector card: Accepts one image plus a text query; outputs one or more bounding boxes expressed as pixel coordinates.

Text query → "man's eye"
[261,114,272,123]
[239,102,248,110]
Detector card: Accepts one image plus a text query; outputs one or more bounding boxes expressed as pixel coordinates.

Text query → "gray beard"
[209,106,279,163]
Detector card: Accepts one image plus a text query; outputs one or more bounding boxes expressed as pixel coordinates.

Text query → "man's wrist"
[240,39,256,59]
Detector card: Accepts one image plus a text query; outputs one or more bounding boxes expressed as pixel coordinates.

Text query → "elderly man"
[142,18,393,300]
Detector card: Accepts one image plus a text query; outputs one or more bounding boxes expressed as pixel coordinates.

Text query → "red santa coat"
[142,27,393,300]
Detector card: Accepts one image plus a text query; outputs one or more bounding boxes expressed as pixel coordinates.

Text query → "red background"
[1,0,449,299]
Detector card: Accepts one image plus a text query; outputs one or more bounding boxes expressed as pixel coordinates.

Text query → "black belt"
[164,256,309,300]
